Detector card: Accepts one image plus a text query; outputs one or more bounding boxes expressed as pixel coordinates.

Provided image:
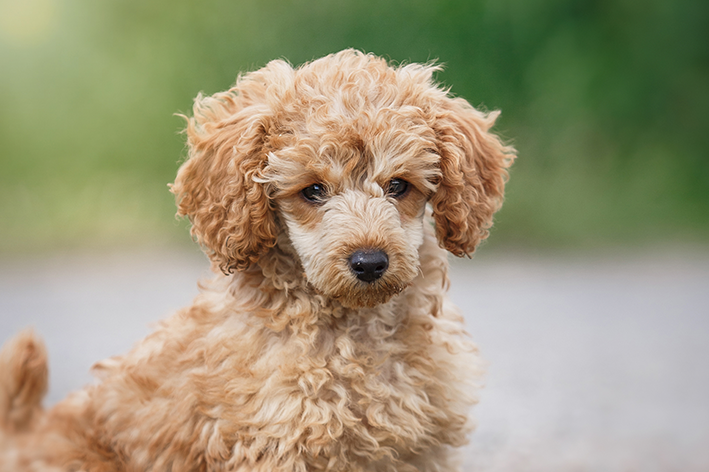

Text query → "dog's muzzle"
[349,249,389,283]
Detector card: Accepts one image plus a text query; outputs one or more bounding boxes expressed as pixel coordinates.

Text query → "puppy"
[0,49,514,472]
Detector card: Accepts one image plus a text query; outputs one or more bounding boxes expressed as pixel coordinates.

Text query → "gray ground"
[1,248,708,471]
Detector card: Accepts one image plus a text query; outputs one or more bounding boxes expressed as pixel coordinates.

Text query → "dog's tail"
[0,329,48,433]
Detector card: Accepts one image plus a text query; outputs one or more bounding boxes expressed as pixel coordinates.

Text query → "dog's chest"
[226,315,443,457]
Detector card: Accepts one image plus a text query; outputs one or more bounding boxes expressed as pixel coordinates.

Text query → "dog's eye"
[301,183,327,203]
[386,179,410,198]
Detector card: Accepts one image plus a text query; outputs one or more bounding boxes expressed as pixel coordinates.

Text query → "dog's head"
[171,50,514,308]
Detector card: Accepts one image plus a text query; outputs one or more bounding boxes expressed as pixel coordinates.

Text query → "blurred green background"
[1,0,707,254]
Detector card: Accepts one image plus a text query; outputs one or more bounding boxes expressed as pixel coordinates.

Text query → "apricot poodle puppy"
[0,50,514,471]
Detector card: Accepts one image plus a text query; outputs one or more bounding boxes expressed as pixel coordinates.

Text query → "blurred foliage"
[1,0,707,253]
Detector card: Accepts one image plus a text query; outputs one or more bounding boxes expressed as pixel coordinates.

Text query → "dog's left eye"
[301,183,327,203]
[386,179,410,198]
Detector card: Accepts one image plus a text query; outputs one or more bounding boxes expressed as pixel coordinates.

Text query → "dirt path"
[1,248,708,471]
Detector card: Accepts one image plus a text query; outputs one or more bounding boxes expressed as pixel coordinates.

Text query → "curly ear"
[430,98,516,256]
[170,89,278,274]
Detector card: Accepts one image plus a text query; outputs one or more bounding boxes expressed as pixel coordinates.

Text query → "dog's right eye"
[301,183,327,203]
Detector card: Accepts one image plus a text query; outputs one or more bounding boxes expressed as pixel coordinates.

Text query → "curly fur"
[0,50,515,472]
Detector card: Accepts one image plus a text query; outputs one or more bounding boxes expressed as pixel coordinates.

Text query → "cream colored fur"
[0,50,514,471]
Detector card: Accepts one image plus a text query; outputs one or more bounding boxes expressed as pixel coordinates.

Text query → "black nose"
[349,249,389,283]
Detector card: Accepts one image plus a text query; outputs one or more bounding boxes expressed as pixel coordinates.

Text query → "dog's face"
[171,50,514,308]
[263,116,439,307]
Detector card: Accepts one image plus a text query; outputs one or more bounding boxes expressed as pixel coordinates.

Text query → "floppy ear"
[430,98,516,256]
[170,90,277,274]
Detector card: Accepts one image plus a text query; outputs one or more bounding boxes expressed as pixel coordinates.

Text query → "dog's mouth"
[338,277,410,308]
[304,249,418,309]
[316,276,410,309]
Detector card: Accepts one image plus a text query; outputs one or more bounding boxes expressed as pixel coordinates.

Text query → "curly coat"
[0,50,515,472]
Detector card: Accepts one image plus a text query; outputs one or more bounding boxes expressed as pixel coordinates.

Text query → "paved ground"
[1,247,708,471]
